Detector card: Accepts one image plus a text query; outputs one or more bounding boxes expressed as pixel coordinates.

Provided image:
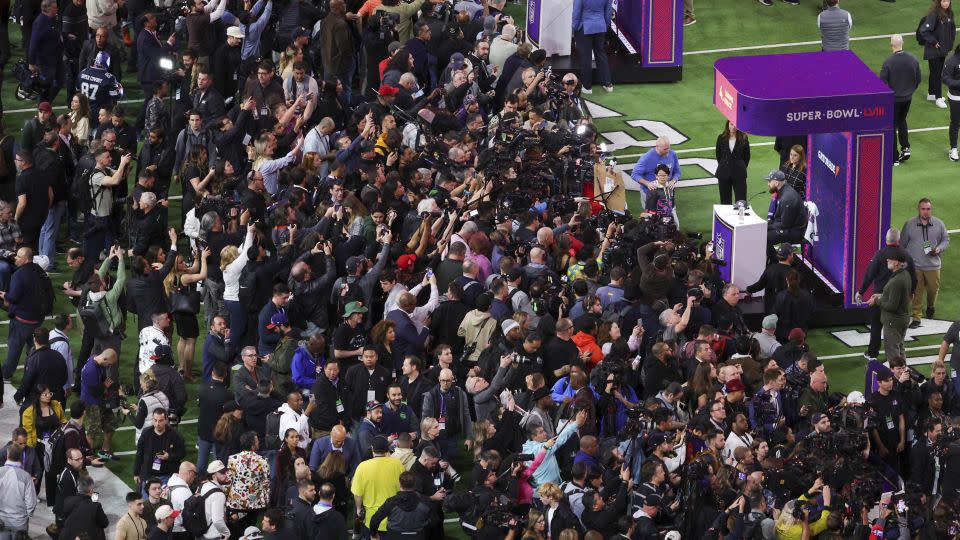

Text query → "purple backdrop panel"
[714,51,893,136]
[807,132,852,291]
[640,0,683,67]
[527,0,541,46]
[849,132,892,305]
[713,216,734,284]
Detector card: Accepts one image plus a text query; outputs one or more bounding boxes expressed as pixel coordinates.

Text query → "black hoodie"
[312,505,348,540]
[368,490,434,533]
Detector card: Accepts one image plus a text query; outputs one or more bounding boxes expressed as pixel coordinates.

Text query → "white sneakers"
[950,148,959,162]
[603,85,614,92]
[928,94,937,101]
[582,87,593,94]
[936,97,948,108]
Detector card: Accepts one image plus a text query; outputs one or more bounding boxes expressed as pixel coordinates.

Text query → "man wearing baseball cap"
[332,301,369,370]
[212,26,245,101]
[198,460,230,539]
[867,365,905,476]
[746,243,795,313]
[150,504,179,538]
[764,169,806,252]
[20,101,54,152]
[865,251,913,362]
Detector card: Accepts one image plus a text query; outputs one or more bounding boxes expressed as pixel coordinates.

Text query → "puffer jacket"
[571,331,603,371]
[457,309,498,363]
[369,490,434,533]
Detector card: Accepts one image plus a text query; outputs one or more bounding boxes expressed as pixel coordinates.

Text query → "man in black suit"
[197,362,235,475]
[136,13,177,131]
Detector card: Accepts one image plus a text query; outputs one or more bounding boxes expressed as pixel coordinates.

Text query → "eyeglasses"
[562,80,576,85]
[439,378,455,383]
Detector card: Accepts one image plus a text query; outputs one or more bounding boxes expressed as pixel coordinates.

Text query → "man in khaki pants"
[900,198,950,328]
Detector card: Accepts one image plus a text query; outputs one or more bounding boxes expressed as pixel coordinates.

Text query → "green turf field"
[1,3,959,534]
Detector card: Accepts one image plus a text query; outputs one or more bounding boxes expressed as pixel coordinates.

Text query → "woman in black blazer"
[714,120,751,205]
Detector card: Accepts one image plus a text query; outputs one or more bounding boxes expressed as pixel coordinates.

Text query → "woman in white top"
[221,223,257,345]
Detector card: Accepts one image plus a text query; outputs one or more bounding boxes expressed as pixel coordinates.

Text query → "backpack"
[37,268,55,317]
[916,16,929,47]
[78,295,112,339]
[70,161,100,215]
[181,484,221,537]
[47,424,78,477]
[238,263,258,311]
[262,410,283,450]
[334,278,365,317]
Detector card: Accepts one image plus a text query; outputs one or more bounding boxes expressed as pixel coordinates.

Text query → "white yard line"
[684,32,913,56]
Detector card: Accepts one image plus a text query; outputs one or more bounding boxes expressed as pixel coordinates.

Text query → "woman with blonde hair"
[779,144,807,199]
[221,223,257,353]
[133,371,170,441]
[521,508,547,540]
[538,482,583,537]
[162,247,211,381]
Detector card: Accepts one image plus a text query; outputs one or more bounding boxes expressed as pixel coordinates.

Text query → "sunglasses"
[563,80,576,85]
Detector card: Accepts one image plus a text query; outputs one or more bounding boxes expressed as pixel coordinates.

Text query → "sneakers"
[900,147,910,162]
[582,87,593,95]
[759,0,773,6]
[951,148,959,161]
[927,307,935,319]
[928,94,937,101]
[684,16,697,25]
[909,320,922,329]
[603,85,614,92]
[863,352,878,362]
[936,97,948,108]
[96,450,114,461]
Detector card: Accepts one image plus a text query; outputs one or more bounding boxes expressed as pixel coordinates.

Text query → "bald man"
[1,247,47,382]
[80,348,120,457]
[309,424,362,475]
[630,136,681,207]
[880,34,920,164]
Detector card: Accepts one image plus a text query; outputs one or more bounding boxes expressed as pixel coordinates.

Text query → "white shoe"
[936,97,948,109]
[951,148,959,161]
[928,94,937,101]
[603,85,614,92]
[582,87,593,94]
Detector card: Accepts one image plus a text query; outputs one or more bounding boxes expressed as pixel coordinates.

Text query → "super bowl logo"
[714,233,725,262]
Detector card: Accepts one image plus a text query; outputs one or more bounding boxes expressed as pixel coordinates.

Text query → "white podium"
[711,204,767,290]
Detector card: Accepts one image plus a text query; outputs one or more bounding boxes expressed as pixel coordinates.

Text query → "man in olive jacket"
[868,251,912,361]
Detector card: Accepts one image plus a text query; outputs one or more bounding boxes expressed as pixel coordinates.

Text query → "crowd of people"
[0,0,956,538]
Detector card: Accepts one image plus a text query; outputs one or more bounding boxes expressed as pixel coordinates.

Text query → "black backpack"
[78,295,112,339]
[262,410,283,450]
[70,163,101,215]
[181,484,221,537]
[916,16,929,46]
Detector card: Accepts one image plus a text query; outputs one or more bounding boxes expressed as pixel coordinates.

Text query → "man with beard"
[408,446,450,540]
[764,170,806,251]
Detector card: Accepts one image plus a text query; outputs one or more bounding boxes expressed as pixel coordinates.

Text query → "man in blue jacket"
[572,0,613,94]
[1,248,45,383]
[28,0,64,102]
[385,292,429,372]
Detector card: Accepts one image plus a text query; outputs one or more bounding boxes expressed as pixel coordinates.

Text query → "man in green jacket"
[868,251,912,361]
[84,245,127,354]
[268,312,299,394]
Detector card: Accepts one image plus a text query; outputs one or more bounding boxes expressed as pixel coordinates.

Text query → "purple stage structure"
[714,51,894,308]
